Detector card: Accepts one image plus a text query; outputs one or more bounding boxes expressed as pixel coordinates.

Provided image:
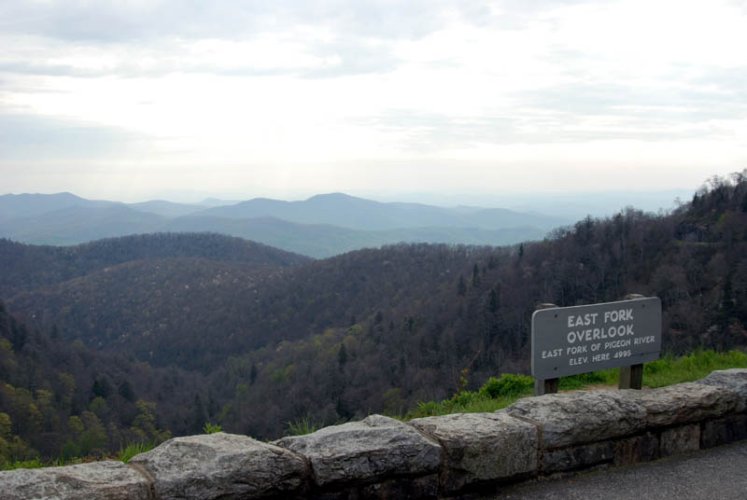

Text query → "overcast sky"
[1,0,746,204]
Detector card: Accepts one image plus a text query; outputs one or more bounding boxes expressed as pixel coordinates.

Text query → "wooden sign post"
[533,303,560,395]
[619,364,644,390]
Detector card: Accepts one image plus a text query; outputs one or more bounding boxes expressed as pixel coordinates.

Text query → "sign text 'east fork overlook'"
[531,297,662,380]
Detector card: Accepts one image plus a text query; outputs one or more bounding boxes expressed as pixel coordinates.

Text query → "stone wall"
[3,369,747,499]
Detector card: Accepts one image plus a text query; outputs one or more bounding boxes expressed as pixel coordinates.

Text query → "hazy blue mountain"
[195,192,568,231]
[128,200,204,217]
[0,205,165,245]
[458,207,567,231]
[378,189,694,220]
[197,197,242,207]
[163,216,548,258]
[163,215,377,258]
[0,191,566,255]
[384,225,547,247]
[0,192,119,221]
[501,190,693,220]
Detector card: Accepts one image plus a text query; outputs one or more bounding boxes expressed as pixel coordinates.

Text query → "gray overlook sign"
[531,297,662,380]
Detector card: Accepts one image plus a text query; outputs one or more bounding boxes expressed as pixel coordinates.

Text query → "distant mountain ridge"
[0,192,568,257]
[199,192,566,231]
[0,192,120,220]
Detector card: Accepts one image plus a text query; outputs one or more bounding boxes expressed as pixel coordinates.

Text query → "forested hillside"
[0,232,309,298]
[0,302,208,467]
[1,173,746,452]
[1,233,310,369]
[205,173,747,437]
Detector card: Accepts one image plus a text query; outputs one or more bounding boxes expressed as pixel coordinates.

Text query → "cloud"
[0,1,516,79]
[694,68,747,100]
[0,1,261,42]
[0,113,149,161]
[351,110,520,152]
[0,1,460,42]
[513,81,747,141]
[0,60,106,78]
[0,0,746,200]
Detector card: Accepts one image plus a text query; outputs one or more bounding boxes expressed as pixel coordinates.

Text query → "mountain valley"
[1,174,746,462]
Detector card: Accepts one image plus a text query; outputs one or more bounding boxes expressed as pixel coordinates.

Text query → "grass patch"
[4,440,161,469]
[2,458,45,470]
[404,349,747,420]
[287,417,321,436]
[559,369,617,390]
[404,374,534,419]
[643,349,747,387]
[118,442,155,463]
[1,456,70,471]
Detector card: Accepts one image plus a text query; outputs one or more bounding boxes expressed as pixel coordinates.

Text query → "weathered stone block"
[701,414,747,448]
[130,432,307,499]
[542,441,614,473]
[0,460,150,500]
[613,432,659,466]
[410,412,538,492]
[273,415,441,488]
[505,390,646,448]
[621,383,738,428]
[660,424,700,457]
[698,369,747,412]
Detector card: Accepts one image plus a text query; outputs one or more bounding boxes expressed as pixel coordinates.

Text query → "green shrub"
[479,374,534,398]
[202,422,223,434]
[450,390,479,407]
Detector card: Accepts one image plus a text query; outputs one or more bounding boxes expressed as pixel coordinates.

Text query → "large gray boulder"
[273,414,441,488]
[697,369,747,412]
[130,432,307,499]
[0,460,150,500]
[410,411,537,492]
[620,382,739,428]
[505,390,646,448]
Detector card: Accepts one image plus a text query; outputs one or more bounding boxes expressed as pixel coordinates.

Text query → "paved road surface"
[494,440,747,499]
